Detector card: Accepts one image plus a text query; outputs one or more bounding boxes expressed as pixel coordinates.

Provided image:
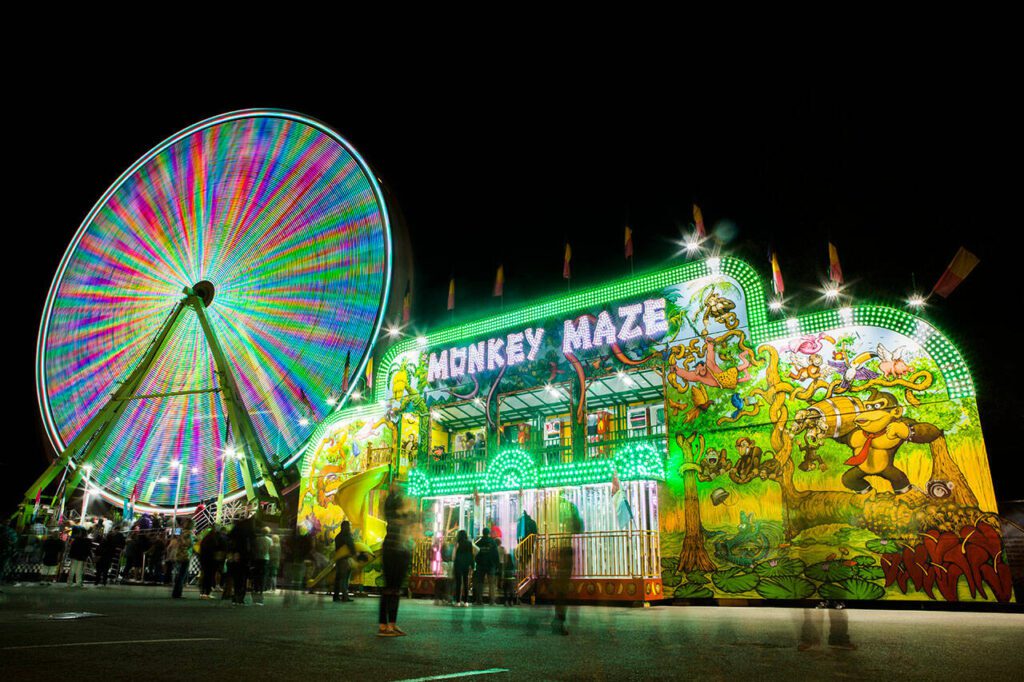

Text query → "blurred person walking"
[452,530,474,606]
[473,527,498,605]
[199,526,224,599]
[252,527,272,605]
[67,527,92,587]
[378,479,416,636]
[168,526,194,598]
[41,531,64,584]
[268,534,282,592]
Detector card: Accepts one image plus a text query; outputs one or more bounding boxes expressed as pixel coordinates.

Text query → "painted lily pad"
[818,578,886,601]
[852,555,876,566]
[712,569,760,594]
[804,560,856,582]
[755,575,816,600]
[754,558,806,578]
[674,583,714,599]
[686,571,710,585]
[865,538,901,554]
[854,565,885,581]
[661,571,683,588]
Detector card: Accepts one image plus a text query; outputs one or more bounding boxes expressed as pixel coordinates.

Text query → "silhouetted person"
[67,527,92,587]
[228,517,256,605]
[378,480,415,636]
[474,528,498,605]
[552,501,582,635]
[252,527,272,605]
[94,529,122,586]
[453,530,474,606]
[42,531,65,583]
[199,527,225,598]
[333,521,356,602]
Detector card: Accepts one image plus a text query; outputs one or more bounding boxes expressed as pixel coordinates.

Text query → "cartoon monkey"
[797,441,827,472]
[730,437,764,484]
[701,288,739,332]
[788,353,824,382]
[839,389,941,495]
[697,448,733,482]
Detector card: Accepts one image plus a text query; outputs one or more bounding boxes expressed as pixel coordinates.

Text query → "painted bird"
[828,349,879,389]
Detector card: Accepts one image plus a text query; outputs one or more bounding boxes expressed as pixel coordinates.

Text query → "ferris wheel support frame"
[20,286,282,526]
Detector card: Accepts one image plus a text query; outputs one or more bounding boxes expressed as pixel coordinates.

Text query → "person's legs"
[473,569,483,604]
[340,564,352,600]
[172,561,186,598]
[487,572,497,604]
[333,560,344,600]
[233,561,248,603]
[252,560,266,603]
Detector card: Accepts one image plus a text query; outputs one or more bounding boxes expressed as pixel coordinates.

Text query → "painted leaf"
[818,578,885,601]
[754,558,806,578]
[852,555,876,566]
[865,538,901,554]
[674,583,714,599]
[804,560,856,582]
[855,565,885,581]
[712,570,760,594]
[686,571,711,585]
[661,571,683,588]
[755,576,816,600]
[662,557,680,571]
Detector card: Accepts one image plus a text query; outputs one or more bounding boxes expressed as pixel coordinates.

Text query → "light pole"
[80,464,93,522]
[216,446,243,524]
[169,461,183,530]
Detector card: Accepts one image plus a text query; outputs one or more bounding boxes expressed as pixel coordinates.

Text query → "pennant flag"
[828,242,844,284]
[563,243,572,279]
[770,251,785,295]
[298,385,317,417]
[341,353,351,394]
[493,265,504,297]
[624,226,633,259]
[447,277,455,311]
[365,356,374,390]
[932,247,980,298]
[693,203,707,238]
[402,280,411,324]
[32,488,41,520]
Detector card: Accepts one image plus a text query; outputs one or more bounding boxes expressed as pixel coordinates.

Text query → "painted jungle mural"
[323,258,1011,603]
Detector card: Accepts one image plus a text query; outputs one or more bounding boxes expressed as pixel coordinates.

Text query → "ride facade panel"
[299,257,1012,604]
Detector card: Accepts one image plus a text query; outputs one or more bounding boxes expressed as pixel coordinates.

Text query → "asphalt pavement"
[1,583,1022,681]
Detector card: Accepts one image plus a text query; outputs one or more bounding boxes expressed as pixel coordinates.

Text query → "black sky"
[6,66,1020,511]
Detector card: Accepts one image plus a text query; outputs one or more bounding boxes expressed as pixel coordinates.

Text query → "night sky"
[6,70,1019,512]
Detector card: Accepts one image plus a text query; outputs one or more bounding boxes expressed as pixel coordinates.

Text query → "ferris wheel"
[29,109,392,516]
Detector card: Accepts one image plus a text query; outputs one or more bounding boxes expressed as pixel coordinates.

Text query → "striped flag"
[32,488,41,520]
[563,243,572,279]
[693,204,707,238]
[493,265,504,297]
[402,280,411,324]
[828,242,844,284]
[298,385,317,417]
[341,352,351,393]
[770,251,785,295]
[365,356,374,390]
[624,226,633,258]
[932,247,980,298]
[447,277,455,311]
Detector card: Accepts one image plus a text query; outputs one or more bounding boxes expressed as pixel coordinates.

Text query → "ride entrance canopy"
[30,110,392,514]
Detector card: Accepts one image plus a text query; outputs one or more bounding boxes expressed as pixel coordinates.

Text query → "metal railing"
[515,530,660,582]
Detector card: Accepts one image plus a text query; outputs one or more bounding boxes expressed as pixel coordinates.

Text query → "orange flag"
[624,226,633,259]
[493,265,504,297]
[828,242,844,284]
[447,277,455,310]
[402,280,411,323]
[932,247,979,298]
[770,251,784,295]
[563,243,572,279]
[693,204,706,238]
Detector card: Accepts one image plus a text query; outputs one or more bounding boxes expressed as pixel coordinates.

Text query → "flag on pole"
[341,352,351,393]
[32,488,41,521]
[365,356,373,390]
[447,277,455,310]
[298,385,317,417]
[693,204,707,238]
[563,243,572,279]
[770,250,785,295]
[402,280,411,324]
[624,226,633,259]
[932,247,980,298]
[828,242,844,284]
[493,265,504,297]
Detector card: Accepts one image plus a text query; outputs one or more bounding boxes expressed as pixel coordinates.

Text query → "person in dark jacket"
[473,527,498,605]
[333,521,356,602]
[452,530,474,606]
[94,529,123,586]
[41,531,65,583]
[67,527,92,587]
[228,517,256,605]
[199,527,225,598]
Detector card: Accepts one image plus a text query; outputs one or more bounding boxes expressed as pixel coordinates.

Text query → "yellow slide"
[307,464,390,588]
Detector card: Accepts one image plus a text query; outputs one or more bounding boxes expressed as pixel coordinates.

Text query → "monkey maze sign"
[426,298,668,384]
